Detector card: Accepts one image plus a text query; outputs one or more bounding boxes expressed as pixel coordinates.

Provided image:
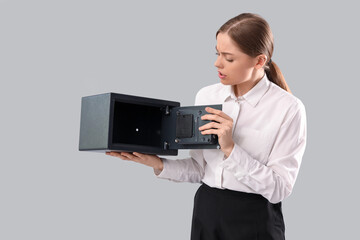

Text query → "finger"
[106,151,130,161]
[199,121,222,131]
[118,155,131,161]
[107,151,122,157]
[200,129,219,136]
[201,113,226,123]
[122,152,143,163]
[132,152,144,158]
[120,152,135,159]
[205,107,233,121]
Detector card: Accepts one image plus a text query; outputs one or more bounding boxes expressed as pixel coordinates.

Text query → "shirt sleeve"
[220,101,307,203]
[155,149,206,183]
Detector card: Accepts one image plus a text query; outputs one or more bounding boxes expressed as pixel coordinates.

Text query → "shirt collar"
[221,73,271,107]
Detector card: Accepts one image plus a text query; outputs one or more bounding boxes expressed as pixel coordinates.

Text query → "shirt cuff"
[219,143,257,180]
[154,157,183,182]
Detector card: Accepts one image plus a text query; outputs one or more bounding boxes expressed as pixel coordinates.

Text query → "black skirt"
[191,183,285,240]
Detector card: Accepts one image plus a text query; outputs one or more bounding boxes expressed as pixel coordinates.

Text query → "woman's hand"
[199,107,235,158]
[105,151,163,172]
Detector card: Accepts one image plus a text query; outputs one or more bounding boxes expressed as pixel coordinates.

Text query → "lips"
[218,71,227,79]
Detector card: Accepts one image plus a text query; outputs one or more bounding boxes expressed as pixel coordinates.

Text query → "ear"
[254,54,268,69]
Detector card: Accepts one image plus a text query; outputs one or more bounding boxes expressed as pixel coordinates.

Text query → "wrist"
[153,158,164,176]
[223,143,234,158]
[154,157,164,171]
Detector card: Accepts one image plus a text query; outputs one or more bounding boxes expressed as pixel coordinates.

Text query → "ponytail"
[265,60,291,93]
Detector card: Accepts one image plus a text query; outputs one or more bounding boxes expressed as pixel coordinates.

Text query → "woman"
[106,13,306,240]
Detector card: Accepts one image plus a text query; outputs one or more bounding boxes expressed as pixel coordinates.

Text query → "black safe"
[78,92,222,156]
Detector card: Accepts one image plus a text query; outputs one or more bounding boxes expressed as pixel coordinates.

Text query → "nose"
[214,56,223,69]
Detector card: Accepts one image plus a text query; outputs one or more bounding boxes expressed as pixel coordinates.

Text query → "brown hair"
[216,13,291,93]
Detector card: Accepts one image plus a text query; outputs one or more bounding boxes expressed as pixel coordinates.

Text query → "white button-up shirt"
[157,73,307,203]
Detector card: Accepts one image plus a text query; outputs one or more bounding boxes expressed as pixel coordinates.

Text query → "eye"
[215,52,233,62]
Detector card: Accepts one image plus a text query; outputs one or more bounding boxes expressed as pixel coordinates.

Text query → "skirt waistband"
[200,182,266,201]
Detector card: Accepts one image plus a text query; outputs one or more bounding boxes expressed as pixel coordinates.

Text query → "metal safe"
[78,92,222,156]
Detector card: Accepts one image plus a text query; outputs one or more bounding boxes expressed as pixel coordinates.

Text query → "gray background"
[1,0,359,239]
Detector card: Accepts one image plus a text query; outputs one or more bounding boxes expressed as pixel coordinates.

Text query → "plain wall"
[1,0,359,239]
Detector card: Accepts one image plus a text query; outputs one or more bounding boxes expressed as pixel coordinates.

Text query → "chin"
[220,78,231,85]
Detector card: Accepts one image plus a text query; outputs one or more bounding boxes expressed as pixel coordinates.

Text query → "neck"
[233,70,265,97]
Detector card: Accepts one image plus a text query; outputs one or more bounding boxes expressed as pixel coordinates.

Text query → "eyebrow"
[215,46,234,56]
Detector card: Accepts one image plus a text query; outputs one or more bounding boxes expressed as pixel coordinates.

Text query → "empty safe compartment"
[112,101,163,147]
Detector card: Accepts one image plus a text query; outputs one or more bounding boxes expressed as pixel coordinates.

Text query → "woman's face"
[214,32,259,86]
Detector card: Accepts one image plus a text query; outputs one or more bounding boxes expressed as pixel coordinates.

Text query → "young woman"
[106,13,307,240]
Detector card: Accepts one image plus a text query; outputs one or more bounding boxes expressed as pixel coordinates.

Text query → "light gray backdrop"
[1,0,358,239]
